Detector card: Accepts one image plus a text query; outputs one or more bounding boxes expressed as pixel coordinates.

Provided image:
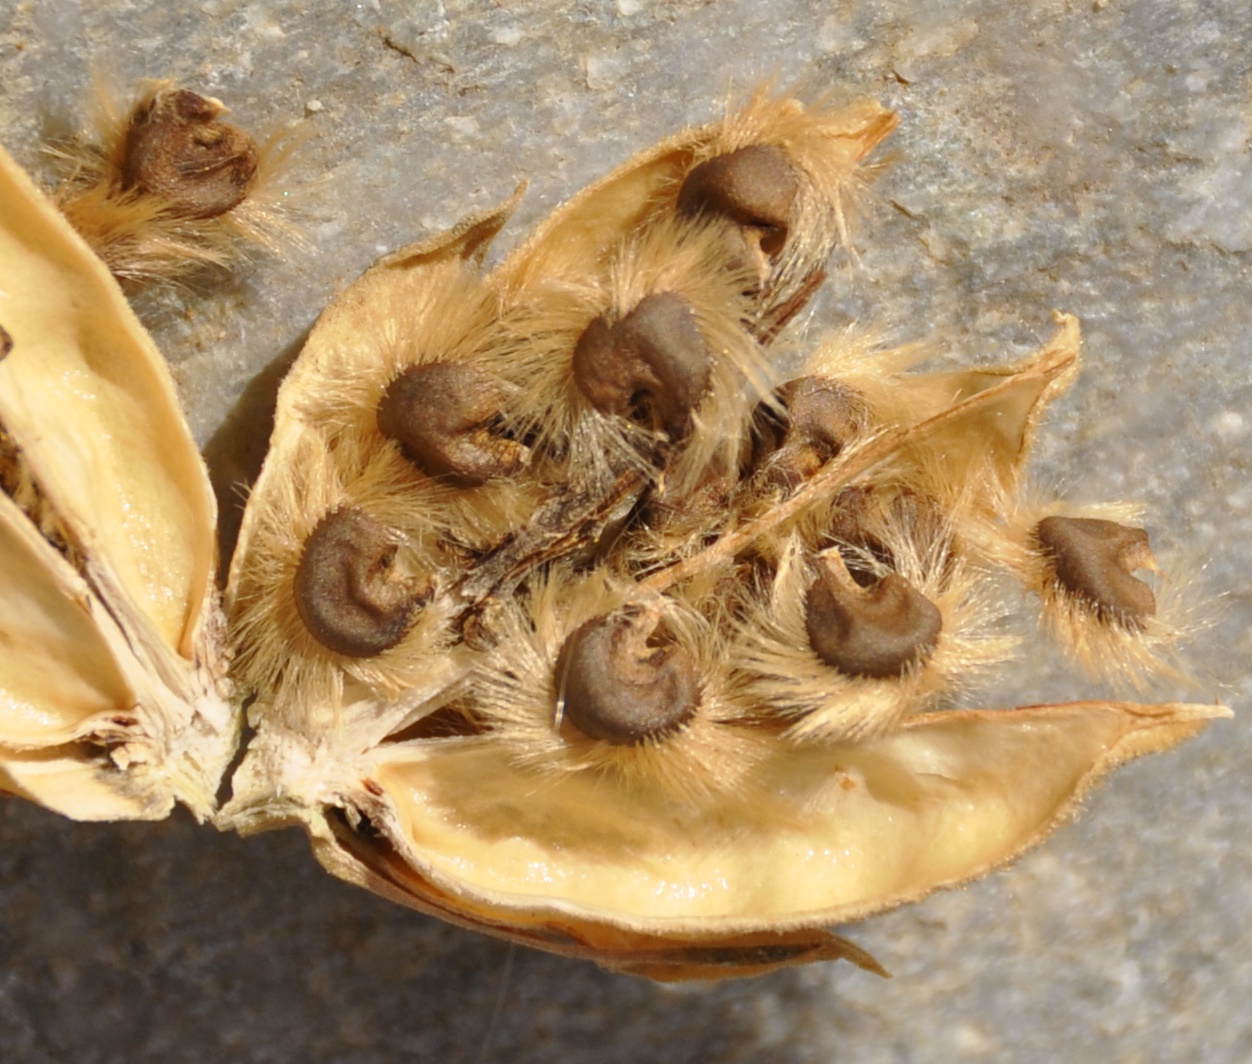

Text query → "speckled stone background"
[0,2,1249,1061]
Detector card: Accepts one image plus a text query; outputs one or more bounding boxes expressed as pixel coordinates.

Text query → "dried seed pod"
[326,696,1219,981]
[571,291,711,439]
[1034,515,1157,625]
[218,105,1221,980]
[228,226,1217,980]
[804,553,942,679]
[0,96,1226,986]
[557,607,701,744]
[0,143,235,820]
[886,316,1082,507]
[293,507,428,657]
[378,362,527,485]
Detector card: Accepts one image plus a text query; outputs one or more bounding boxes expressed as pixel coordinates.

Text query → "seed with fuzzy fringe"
[121,89,258,219]
[1034,516,1157,625]
[572,292,711,440]
[752,377,868,491]
[676,145,798,259]
[827,487,948,572]
[557,608,701,745]
[804,555,942,678]
[377,362,527,486]
[293,507,427,657]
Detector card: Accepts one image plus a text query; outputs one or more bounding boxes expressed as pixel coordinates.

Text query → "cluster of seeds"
[0,82,1222,979]
[229,90,1191,802]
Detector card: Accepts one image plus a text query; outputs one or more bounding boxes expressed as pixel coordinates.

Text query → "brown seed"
[751,377,868,492]
[676,144,799,258]
[826,486,949,578]
[1034,515,1157,624]
[0,324,11,359]
[293,507,428,658]
[804,554,942,679]
[572,291,711,440]
[556,608,701,745]
[121,89,259,219]
[377,362,527,486]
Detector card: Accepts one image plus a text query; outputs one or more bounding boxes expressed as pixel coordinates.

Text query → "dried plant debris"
[0,90,1230,981]
[47,79,302,287]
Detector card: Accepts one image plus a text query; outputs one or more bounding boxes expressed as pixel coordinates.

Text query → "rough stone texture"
[0,1,1248,1061]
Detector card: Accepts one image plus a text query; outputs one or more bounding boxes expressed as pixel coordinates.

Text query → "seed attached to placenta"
[572,291,711,440]
[1034,515,1157,625]
[557,608,701,745]
[676,144,799,258]
[752,376,868,491]
[804,554,942,679]
[377,362,527,486]
[293,507,428,657]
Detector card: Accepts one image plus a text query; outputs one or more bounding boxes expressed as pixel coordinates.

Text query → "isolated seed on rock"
[122,89,259,218]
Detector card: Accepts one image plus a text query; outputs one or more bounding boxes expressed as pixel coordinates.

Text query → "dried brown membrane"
[0,92,1229,982]
[48,79,302,287]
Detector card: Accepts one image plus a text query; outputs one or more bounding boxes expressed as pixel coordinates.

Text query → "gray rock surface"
[0,1,1248,1061]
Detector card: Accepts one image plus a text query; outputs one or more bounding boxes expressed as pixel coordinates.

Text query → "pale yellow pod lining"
[370,699,1223,932]
[0,144,216,657]
[0,489,135,746]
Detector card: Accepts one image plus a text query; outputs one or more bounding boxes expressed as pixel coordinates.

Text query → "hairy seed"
[572,291,711,439]
[377,362,527,486]
[676,144,799,258]
[805,555,942,678]
[1034,515,1157,625]
[121,89,259,219]
[752,377,868,492]
[293,507,428,657]
[827,486,949,578]
[557,608,701,745]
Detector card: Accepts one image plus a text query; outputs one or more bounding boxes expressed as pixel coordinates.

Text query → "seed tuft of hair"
[49,79,305,287]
